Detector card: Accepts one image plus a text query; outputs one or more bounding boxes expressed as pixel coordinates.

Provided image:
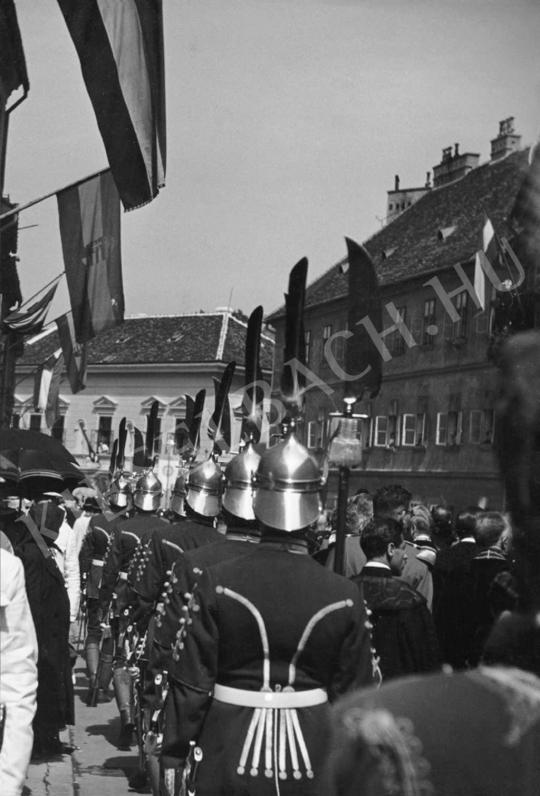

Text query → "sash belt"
[91,558,104,567]
[212,684,327,708]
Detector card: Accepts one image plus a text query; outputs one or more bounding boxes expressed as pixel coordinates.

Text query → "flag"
[57,170,124,344]
[56,313,87,394]
[474,217,497,311]
[33,347,62,412]
[45,352,64,429]
[0,206,22,309]
[3,283,58,335]
[57,0,166,211]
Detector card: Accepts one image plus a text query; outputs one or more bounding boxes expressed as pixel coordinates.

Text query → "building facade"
[14,309,274,500]
[268,120,537,511]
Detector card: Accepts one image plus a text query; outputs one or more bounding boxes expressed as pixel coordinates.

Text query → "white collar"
[365,561,391,571]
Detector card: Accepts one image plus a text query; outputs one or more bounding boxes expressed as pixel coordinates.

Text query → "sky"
[4,0,540,324]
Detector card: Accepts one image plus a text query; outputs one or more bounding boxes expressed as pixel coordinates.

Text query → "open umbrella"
[0,429,83,494]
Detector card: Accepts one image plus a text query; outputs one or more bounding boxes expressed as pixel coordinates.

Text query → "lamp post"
[328,397,366,575]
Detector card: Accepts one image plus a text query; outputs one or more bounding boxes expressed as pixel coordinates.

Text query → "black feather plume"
[116,417,127,471]
[345,237,383,399]
[145,400,159,466]
[109,438,118,477]
[280,257,308,416]
[174,395,195,457]
[208,362,235,453]
[241,305,265,443]
[132,426,146,469]
[190,389,206,452]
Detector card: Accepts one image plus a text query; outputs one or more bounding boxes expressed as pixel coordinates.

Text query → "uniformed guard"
[159,261,376,795]
[80,475,132,706]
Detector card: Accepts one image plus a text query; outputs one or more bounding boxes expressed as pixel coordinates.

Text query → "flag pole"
[0,167,110,226]
[13,272,65,311]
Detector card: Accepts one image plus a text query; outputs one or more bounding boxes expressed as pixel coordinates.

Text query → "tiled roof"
[268,148,530,319]
[20,312,275,369]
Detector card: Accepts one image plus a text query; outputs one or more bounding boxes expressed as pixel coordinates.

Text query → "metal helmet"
[169,465,189,517]
[185,456,223,518]
[108,472,132,509]
[222,441,262,521]
[253,432,322,532]
[133,470,163,512]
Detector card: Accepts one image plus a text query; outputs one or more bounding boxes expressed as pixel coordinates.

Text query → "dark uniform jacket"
[99,513,167,614]
[161,536,375,795]
[129,519,223,630]
[79,513,114,599]
[351,564,440,681]
[327,666,540,796]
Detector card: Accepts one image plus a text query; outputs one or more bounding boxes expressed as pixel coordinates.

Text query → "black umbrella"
[0,429,83,494]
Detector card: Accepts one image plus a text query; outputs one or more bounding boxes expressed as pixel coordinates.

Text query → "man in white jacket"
[0,548,38,795]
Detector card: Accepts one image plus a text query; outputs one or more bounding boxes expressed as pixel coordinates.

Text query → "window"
[448,411,463,445]
[453,291,468,339]
[401,413,426,446]
[152,418,162,455]
[436,413,447,446]
[322,324,332,341]
[422,298,437,345]
[97,416,112,452]
[11,413,20,429]
[388,307,407,356]
[374,416,388,447]
[437,411,463,446]
[29,413,41,432]
[307,421,318,449]
[469,409,494,444]
[469,410,483,444]
[304,330,311,364]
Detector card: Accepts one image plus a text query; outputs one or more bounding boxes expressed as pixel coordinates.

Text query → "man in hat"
[160,428,375,795]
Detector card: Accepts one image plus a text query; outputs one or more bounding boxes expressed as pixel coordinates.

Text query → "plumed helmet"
[253,432,322,532]
[108,472,132,509]
[133,470,163,512]
[185,457,223,518]
[222,441,262,521]
[169,466,189,517]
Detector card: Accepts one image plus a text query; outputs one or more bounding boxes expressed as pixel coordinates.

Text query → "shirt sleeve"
[0,553,38,796]
[62,521,81,621]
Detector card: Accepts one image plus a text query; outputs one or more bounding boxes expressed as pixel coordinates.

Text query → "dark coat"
[432,539,479,668]
[468,548,510,665]
[5,518,74,731]
[351,564,440,681]
[79,512,112,598]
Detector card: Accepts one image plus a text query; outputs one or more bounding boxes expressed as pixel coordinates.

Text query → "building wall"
[269,258,505,510]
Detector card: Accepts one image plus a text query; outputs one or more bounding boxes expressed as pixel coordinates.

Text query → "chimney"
[490,117,521,161]
[394,174,400,191]
[425,171,431,188]
[433,144,480,188]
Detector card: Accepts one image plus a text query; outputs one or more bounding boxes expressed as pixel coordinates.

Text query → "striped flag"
[33,347,63,412]
[474,217,497,311]
[57,0,166,211]
[3,283,58,335]
[57,170,124,344]
[56,313,87,394]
